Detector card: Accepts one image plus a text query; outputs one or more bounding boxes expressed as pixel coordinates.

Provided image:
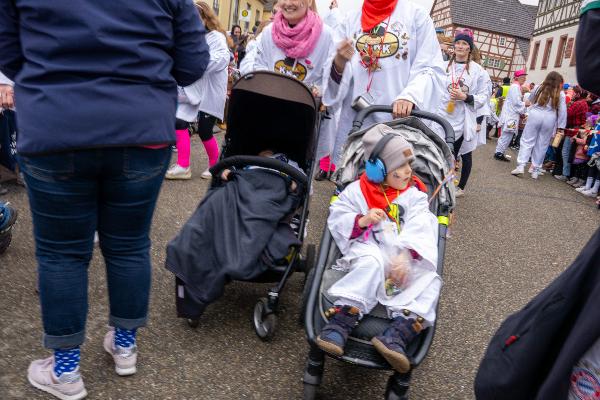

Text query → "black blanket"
[165,169,301,308]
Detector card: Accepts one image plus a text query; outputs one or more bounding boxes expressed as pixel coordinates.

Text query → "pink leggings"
[319,155,336,172]
[174,129,220,169]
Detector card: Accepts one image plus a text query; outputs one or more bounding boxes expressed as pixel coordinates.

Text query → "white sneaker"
[572,179,586,188]
[201,169,212,180]
[576,186,589,192]
[531,170,539,179]
[455,188,465,198]
[511,166,525,176]
[28,357,87,400]
[566,177,578,185]
[165,164,191,180]
[582,189,599,197]
[554,175,568,181]
[103,330,137,376]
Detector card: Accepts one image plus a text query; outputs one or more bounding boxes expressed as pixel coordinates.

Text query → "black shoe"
[314,169,332,181]
[494,152,511,162]
[0,184,7,196]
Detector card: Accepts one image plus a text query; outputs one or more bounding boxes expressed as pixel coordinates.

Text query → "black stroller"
[301,106,456,399]
[167,71,319,341]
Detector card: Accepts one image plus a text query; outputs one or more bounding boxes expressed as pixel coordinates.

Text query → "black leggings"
[453,136,473,190]
[175,118,189,130]
[197,112,217,141]
[572,162,589,180]
[589,166,599,180]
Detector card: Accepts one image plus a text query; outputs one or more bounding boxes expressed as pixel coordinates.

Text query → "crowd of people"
[0,0,599,399]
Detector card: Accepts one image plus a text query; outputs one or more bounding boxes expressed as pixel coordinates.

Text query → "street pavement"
[1,135,599,400]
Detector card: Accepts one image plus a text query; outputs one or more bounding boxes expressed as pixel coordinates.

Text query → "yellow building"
[211,0,270,33]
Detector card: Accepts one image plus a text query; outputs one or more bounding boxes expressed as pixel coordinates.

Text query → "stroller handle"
[209,155,309,187]
[352,106,455,147]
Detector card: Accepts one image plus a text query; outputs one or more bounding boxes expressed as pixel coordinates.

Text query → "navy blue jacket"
[0,0,209,154]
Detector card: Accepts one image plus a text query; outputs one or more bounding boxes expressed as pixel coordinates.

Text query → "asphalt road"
[1,135,599,400]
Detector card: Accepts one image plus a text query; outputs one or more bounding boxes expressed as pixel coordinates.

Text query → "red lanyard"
[361,16,392,94]
[450,62,467,91]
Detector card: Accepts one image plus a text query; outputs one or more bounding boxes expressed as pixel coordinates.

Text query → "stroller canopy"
[224,71,318,172]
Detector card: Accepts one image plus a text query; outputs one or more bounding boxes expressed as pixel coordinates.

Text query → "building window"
[499,37,506,46]
[570,40,577,66]
[555,35,568,68]
[212,0,219,15]
[541,38,553,69]
[565,38,575,59]
[530,41,540,70]
[232,0,240,28]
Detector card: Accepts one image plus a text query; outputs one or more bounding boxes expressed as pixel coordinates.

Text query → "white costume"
[516,90,567,168]
[435,61,490,155]
[316,9,343,165]
[495,82,526,154]
[177,30,230,122]
[327,181,441,323]
[323,2,446,142]
[239,24,335,89]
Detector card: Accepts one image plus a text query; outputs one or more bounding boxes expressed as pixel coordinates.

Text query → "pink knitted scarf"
[271,10,323,60]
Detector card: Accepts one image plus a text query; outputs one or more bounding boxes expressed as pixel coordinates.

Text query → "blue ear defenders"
[365,134,397,183]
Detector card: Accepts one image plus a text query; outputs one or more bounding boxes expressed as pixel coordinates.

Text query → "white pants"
[328,255,441,324]
[516,109,557,168]
[495,121,517,154]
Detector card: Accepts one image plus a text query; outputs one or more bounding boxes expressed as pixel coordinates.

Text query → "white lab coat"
[517,91,567,168]
[240,24,335,89]
[322,2,446,143]
[327,181,441,322]
[495,83,526,154]
[177,31,230,122]
[435,61,490,155]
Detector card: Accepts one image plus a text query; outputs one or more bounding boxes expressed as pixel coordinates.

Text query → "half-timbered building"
[430,0,538,83]
[526,0,581,86]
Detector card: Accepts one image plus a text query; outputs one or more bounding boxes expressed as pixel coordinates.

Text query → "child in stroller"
[316,124,441,374]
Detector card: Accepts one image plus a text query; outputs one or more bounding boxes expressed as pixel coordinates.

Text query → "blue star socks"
[114,328,137,348]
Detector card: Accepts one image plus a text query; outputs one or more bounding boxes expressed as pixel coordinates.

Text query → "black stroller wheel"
[253,297,278,341]
[187,318,200,328]
[303,383,318,400]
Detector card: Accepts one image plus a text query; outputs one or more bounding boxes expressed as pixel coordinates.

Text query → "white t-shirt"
[569,337,600,400]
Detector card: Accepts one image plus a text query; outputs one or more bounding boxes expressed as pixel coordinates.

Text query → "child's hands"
[221,169,231,181]
[389,253,411,288]
[358,208,386,228]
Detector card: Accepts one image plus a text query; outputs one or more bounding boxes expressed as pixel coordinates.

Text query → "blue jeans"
[18,147,171,349]
[562,137,573,177]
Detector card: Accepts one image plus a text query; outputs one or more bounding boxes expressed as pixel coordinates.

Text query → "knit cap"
[362,124,415,174]
[454,27,474,50]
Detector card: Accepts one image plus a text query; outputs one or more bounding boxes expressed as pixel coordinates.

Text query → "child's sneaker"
[27,357,87,400]
[371,316,423,374]
[582,189,599,197]
[576,186,589,192]
[511,166,525,176]
[316,305,360,356]
[572,179,586,188]
[554,175,568,181]
[103,330,137,376]
[566,177,578,185]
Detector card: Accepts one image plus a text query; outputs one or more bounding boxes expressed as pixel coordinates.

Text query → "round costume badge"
[570,366,600,400]
[274,60,308,81]
[355,32,400,59]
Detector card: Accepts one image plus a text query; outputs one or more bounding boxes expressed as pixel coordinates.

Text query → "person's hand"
[449,88,467,101]
[525,100,532,107]
[290,180,298,192]
[221,169,231,181]
[358,208,386,228]
[0,84,14,109]
[334,39,354,73]
[392,99,414,118]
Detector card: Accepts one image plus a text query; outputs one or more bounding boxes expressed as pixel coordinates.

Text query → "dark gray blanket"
[165,169,301,307]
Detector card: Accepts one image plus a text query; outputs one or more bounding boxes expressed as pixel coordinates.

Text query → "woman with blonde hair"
[166,1,230,180]
[511,71,566,179]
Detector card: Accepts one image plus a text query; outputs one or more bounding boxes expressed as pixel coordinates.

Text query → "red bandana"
[361,0,399,32]
[359,173,427,213]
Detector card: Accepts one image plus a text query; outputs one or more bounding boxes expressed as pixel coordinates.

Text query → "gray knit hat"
[362,124,415,173]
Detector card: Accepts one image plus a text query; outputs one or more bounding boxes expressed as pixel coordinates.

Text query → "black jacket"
[576,8,600,95]
[474,227,600,399]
